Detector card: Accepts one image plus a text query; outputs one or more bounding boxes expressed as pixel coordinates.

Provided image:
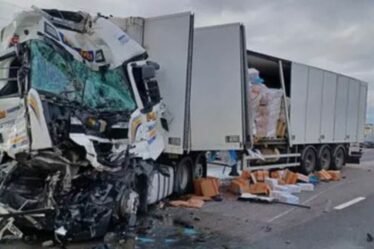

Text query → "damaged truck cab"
[0,8,167,240]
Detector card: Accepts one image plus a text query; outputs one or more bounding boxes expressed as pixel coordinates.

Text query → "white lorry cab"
[0,7,170,240]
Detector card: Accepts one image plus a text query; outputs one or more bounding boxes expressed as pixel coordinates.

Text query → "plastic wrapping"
[248,69,287,139]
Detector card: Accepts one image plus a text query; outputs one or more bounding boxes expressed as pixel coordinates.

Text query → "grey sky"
[0,0,373,122]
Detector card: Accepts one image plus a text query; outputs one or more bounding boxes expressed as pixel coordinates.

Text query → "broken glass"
[30,40,136,112]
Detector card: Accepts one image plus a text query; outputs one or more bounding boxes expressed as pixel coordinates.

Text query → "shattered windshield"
[30,40,136,112]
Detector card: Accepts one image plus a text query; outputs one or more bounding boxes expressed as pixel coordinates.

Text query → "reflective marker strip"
[334,197,366,210]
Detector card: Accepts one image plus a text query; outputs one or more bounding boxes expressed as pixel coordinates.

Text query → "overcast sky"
[0,0,373,123]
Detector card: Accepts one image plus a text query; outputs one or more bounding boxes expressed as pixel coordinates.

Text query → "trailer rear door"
[142,13,194,154]
[346,79,361,142]
[319,71,337,143]
[357,82,368,142]
[334,76,349,142]
[290,63,309,145]
[190,23,248,151]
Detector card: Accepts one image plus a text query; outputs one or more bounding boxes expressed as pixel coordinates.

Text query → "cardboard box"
[264,177,279,189]
[229,178,250,195]
[207,176,220,193]
[194,177,220,197]
[241,169,251,180]
[316,170,332,181]
[248,183,271,195]
[193,179,203,196]
[201,179,219,197]
[270,170,281,179]
[327,170,341,181]
[297,173,309,183]
[169,198,204,209]
[254,170,269,182]
[284,170,298,185]
[250,173,257,184]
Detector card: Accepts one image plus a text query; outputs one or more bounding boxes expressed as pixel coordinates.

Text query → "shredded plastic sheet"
[30,40,136,112]
[249,82,285,138]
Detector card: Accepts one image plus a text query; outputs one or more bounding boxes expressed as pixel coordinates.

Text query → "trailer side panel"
[346,79,361,142]
[320,71,337,143]
[358,82,368,142]
[334,76,349,142]
[305,68,324,143]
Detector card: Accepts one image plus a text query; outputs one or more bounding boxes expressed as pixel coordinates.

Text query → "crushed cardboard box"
[284,169,298,185]
[229,177,250,195]
[248,182,271,195]
[241,169,252,180]
[253,170,269,182]
[327,170,341,181]
[315,170,332,181]
[169,197,205,209]
[270,170,281,179]
[297,173,310,183]
[264,177,279,189]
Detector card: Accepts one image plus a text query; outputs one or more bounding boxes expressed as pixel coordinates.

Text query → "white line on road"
[334,197,366,210]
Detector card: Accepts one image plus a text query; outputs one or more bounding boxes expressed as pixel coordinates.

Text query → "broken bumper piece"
[0,161,142,242]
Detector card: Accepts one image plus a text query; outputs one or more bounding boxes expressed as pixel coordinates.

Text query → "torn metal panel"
[0,7,169,243]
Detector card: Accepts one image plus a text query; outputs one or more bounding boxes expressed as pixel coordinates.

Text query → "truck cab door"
[0,57,29,158]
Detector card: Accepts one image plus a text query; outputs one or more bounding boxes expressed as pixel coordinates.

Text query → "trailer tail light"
[9,35,19,47]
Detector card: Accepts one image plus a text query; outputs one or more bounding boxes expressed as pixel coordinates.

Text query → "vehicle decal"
[59,32,95,62]
[131,117,142,142]
[146,112,157,121]
[117,34,129,45]
[28,96,41,123]
[0,111,6,119]
[9,135,27,145]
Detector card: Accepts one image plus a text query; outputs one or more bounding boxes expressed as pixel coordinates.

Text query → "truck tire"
[300,145,317,175]
[174,156,193,195]
[331,145,345,170]
[193,153,207,179]
[317,145,332,170]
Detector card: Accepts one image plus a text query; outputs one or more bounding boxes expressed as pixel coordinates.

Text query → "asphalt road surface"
[2,149,374,249]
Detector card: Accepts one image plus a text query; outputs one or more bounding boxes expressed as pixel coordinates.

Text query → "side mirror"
[141,61,160,80]
[146,80,161,104]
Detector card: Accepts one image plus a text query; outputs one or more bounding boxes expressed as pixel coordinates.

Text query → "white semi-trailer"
[116,15,367,185]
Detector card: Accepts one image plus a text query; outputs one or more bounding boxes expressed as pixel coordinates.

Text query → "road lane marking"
[334,197,366,210]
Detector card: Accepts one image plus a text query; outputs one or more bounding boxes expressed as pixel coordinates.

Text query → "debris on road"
[227,168,342,207]
[169,197,205,209]
[327,170,342,181]
[315,170,333,181]
[193,177,220,197]
[323,199,333,213]
[367,233,373,242]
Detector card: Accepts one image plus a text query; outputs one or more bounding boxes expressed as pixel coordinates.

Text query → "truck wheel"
[300,146,317,174]
[317,145,332,170]
[331,145,345,170]
[193,153,207,179]
[174,156,193,195]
